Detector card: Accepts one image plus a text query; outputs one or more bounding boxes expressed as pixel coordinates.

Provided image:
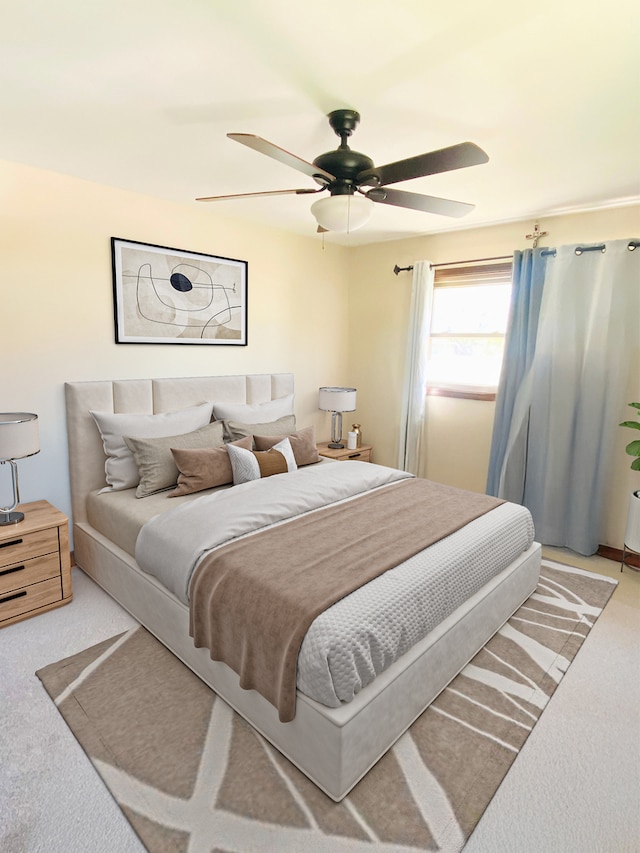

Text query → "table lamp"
[0,413,40,525]
[318,387,357,449]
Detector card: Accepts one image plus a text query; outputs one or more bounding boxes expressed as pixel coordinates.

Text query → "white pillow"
[211,393,294,424]
[91,402,214,492]
[227,436,297,485]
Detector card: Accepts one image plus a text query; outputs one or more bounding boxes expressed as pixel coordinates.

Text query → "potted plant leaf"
[620,402,640,559]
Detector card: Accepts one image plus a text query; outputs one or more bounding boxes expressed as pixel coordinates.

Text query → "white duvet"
[136,462,534,707]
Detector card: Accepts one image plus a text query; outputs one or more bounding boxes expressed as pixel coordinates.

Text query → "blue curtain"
[487,239,640,555]
[520,240,639,554]
[486,248,547,497]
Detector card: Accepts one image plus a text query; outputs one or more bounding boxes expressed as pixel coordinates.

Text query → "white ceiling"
[2,0,639,246]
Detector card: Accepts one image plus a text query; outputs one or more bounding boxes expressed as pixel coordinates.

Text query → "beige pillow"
[124,421,225,497]
[169,435,253,496]
[224,414,296,442]
[90,402,214,492]
[253,425,320,466]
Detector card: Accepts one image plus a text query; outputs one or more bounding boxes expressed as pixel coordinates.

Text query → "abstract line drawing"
[111,238,247,345]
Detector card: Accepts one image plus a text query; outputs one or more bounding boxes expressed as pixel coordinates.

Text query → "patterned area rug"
[36,559,616,853]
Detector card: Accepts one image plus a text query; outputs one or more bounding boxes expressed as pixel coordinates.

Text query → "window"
[427,261,513,400]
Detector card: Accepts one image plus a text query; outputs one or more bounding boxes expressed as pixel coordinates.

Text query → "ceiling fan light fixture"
[310,194,373,233]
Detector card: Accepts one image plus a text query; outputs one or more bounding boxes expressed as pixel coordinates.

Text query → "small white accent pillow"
[91,402,214,492]
[227,436,297,485]
[211,393,294,424]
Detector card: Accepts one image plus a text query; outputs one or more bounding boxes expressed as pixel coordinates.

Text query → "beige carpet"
[36,559,616,853]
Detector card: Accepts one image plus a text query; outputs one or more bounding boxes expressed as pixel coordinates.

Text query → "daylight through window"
[427,261,513,399]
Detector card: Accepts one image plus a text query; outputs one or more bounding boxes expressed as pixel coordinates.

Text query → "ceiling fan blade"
[228,133,336,183]
[357,141,489,188]
[366,187,474,218]
[196,188,321,202]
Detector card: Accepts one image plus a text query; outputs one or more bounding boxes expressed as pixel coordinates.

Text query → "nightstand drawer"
[341,449,371,462]
[317,442,373,462]
[0,528,59,567]
[0,553,61,596]
[0,576,62,624]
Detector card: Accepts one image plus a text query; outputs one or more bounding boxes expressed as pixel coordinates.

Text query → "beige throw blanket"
[189,477,503,722]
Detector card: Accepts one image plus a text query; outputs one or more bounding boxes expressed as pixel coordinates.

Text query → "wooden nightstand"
[0,500,72,628]
[317,441,373,463]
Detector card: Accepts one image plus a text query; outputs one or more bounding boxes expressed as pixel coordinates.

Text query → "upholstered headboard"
[65,373,294,524]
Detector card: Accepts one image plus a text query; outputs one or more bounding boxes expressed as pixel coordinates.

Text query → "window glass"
[430,284,511,335]
[427,264,512,396]
[428,335,508,388]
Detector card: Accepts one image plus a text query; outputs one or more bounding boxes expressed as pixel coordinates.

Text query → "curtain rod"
[541,240,640,258]
[393,241,639,274]
[393,254,512,275]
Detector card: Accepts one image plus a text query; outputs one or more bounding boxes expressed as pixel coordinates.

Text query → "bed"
[65,372,541,801]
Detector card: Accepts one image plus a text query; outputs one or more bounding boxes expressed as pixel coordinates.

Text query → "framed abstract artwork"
[111,238,248,345]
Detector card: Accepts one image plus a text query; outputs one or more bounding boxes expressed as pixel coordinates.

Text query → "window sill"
[427,386,497,401]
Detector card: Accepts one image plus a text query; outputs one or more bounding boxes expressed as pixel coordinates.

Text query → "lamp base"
[0,511,24,525]
[328,441,344,449]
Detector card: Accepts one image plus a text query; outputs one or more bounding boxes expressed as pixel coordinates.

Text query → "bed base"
[74,521,541,801]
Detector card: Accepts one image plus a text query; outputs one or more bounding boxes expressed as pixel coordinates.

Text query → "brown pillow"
[169,435,253,496]
[253,425,320,466]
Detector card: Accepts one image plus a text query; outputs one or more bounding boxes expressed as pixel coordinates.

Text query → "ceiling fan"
[196,109,489,233]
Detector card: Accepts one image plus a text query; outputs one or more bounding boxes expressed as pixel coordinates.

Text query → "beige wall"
[1,159,350,525]
[348,205,640,548]
[2,154,638,552]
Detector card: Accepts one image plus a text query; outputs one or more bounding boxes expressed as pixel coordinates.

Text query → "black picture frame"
[111,238,248,345]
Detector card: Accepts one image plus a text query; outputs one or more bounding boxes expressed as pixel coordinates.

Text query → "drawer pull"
[0,565,25,578]
[0,590,27,605]
[348,452,362,459]
[0,538,23,549]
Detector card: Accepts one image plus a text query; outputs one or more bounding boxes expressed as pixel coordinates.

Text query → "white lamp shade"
[318,387,357,413]
[0,413,40,460]
[311,194,373,233]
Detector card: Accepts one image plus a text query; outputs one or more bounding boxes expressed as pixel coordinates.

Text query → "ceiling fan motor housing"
[310,108,374,195]
[313,148,374,194]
